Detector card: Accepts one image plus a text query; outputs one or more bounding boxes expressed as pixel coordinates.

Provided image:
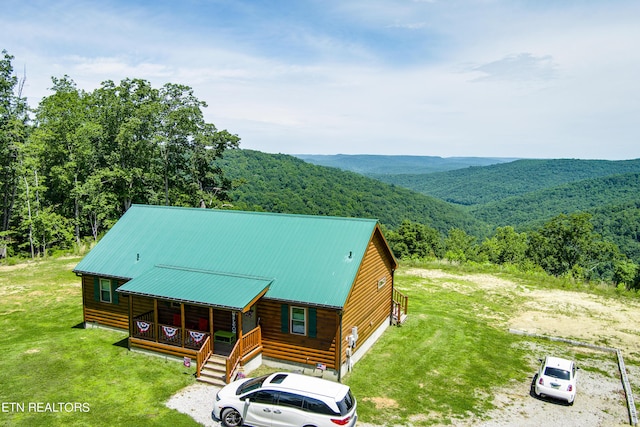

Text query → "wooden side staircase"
[197,354,227,387]
[392,288,409,325]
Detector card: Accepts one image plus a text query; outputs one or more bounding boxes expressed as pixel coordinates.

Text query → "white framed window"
[290,306,307,335]
[377,277,387,289]
[99,278,112,303]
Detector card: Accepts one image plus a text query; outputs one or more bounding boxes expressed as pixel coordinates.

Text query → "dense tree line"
[375,158,640,206]
[216,149,490,234]
[217,150,639,289]
[386,214,639,289]
[0,50,238,258]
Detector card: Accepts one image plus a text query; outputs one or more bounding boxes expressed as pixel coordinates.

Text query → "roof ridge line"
[155,264,274,282]
[130,204,379,223]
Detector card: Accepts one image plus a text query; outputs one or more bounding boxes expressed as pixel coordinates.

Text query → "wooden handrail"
[225,339,242,383]
[224,326,262,383]
[158,323,182,346]
[242,326,261,355]
[392,289,408,324]
[196,335,212,378]
[393,288,408,315]
[132,318,155,340]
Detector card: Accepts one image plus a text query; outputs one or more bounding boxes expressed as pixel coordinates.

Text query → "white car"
[534,356,578,404]
[212,372,357,427]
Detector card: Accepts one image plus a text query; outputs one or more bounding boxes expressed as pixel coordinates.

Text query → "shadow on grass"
[72,322,86,329]
[529,373,574,406]
[113,337,129,348]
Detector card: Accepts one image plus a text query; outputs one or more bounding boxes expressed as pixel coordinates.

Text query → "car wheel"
[221,408,243,427]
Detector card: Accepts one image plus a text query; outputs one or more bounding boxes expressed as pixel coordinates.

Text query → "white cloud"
[1,0,639,159]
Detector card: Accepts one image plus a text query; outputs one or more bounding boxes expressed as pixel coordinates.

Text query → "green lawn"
[0,257,198,426]
[1,257,635,426]
[343,270,532,425]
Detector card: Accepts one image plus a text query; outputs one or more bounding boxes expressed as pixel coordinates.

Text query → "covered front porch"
[116,265,272,382]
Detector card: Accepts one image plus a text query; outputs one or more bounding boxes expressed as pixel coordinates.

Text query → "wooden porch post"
[180,303,185,348]
[209,307,214,353]
[128,294,133,349]
[154,299,159,343]
[237,311,243,355]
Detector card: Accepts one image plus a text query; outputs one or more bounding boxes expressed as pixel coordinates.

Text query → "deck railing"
[196,335,212,377]
[131,312,261,383]
[133,311,155,340]
[225,340,242,384]
[185,329,210,349]
[242,326,261,355]
[158,323,182,346]
[392,288,408,324]
[225,326,261,383]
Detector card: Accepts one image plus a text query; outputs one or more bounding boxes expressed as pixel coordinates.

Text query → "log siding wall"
[340,228,395,364]
[82,275,129,329]
[257,299,339,370]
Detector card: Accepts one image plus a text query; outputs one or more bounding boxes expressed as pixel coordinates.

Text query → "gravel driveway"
[167,356,632,427]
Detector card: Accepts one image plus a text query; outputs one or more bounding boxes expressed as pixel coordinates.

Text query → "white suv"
[212,372,357,427]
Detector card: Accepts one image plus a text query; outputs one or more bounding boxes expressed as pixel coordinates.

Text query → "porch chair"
[198,317,208,331]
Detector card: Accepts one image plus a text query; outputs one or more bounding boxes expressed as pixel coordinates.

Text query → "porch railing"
[133,311,155,340]
[131,312,261,383]
[196,335,212,377]
[392,288,408,324]
[158,323,182,346]
[225,326,261,383]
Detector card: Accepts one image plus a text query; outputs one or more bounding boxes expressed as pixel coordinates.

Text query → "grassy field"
[343,269,531,425]
[1,257,637,426]
[0,257,198,426]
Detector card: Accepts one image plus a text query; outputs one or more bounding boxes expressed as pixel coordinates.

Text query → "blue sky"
[2,0,639,159]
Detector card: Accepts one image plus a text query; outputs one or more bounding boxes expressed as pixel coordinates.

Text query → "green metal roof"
[74,205,386,308]
[117,265,271,311]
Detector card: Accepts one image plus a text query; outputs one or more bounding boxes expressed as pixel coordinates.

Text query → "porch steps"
[393,312,408,325]
[197,354,227,387]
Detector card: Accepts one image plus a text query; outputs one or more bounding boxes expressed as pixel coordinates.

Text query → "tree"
[386,220,444,259]
[444,228,478,262]
[92,78,162,213]
[155,83,239,206]
[480,226,528,265]
[30,76,97,244]
[0,50,29,258]
[613,259,638,290]
[527,213,600,278]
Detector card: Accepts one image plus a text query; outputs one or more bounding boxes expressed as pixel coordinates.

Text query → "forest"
[0,50,239,258]
[1,49,639,289]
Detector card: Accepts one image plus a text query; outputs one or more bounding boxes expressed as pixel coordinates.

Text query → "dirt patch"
[511,288,640,357]
[362,397,399,409]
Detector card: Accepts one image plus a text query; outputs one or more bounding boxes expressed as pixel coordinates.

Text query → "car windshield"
[236,375,269,395]
[544,367,571,380]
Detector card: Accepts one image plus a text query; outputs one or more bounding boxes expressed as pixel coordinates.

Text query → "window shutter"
[93,277,100,301]
[308,307,317,338]
[281,304,289,333]
[111,280,119,304]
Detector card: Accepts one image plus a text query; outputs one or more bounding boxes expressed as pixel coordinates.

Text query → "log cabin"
[73,204,407,385]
